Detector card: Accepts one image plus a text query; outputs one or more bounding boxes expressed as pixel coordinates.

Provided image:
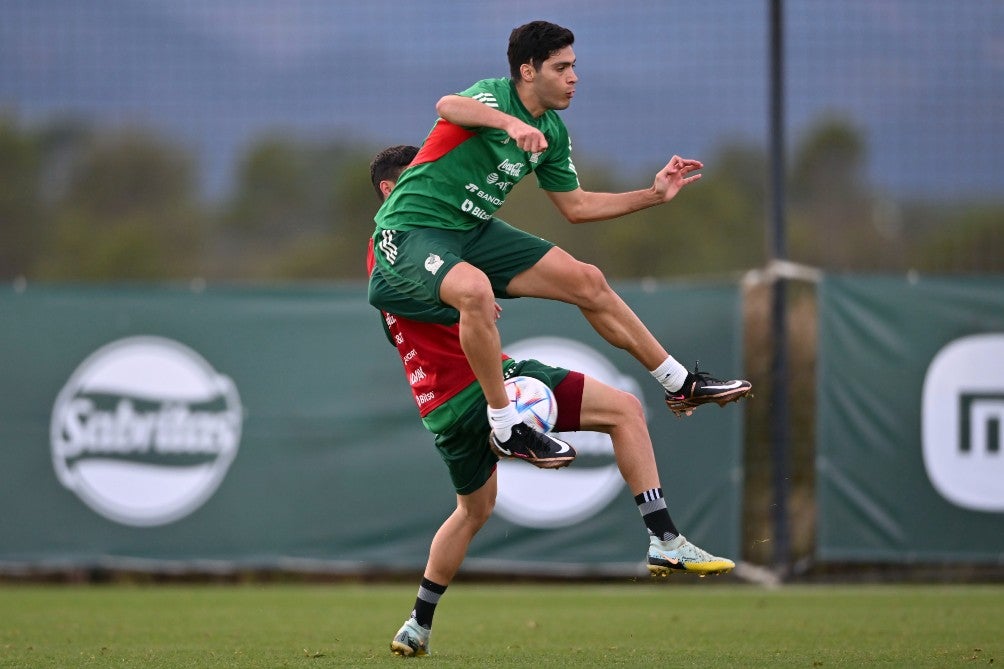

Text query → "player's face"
[534,46,577,111]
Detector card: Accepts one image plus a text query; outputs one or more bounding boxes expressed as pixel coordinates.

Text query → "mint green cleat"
[647,534,735,577]
[390,618,430,657]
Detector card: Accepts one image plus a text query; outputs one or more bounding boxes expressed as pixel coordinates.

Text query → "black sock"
[634,488,679,541]
[411,577,447,629]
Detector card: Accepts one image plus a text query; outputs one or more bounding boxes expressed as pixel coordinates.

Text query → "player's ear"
[520,63,534,82]
[379,179,395,200]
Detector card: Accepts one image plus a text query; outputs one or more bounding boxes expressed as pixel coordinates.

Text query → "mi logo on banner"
[959,393,1003,455]
[922,334,1004,512]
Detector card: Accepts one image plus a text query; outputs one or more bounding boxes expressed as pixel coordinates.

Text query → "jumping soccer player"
[368,21,752,469]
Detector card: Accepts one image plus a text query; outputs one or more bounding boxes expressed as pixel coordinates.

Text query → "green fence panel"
[0,282,744,573]
[817,275,1004,563]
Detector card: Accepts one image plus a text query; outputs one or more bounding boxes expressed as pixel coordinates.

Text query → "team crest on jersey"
[529,151,542,164]
[424,253,445,274]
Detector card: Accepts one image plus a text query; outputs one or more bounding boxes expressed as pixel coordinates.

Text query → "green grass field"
[1,582,1000,668]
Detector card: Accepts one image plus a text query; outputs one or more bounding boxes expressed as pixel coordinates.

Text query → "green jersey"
[375,77,580,232]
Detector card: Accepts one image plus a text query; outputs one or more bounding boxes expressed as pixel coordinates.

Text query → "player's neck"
[514,83,547,118]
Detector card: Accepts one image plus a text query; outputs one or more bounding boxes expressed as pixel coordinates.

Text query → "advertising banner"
[0,282,744,573]
[816,275,1004,563]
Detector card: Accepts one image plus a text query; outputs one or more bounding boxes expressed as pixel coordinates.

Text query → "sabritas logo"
[50,336,243,527]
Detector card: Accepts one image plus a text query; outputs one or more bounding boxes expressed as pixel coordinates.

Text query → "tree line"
[1,112,1000,282]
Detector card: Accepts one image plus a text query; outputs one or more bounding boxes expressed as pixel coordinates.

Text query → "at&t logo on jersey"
[485,173,514,193]
[50,336,243,526]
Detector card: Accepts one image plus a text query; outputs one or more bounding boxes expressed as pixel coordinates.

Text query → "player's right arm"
[545,155,704,224]
[435,95,548,153]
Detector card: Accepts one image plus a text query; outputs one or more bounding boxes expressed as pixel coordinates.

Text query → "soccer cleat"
[390,618,430,657]
[647,534,735,577]
[489,423,576,470]
[665,363,752,417]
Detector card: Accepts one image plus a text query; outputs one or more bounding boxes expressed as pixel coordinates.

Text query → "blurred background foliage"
[2,112,1001,284]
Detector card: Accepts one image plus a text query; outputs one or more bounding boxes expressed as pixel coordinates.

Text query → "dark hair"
[507,21,575,79]
[369,145,419,200]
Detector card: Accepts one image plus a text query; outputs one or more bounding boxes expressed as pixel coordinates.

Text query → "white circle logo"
[495,337,643,528]
[50,336,243,526]
[921,333,1004,511]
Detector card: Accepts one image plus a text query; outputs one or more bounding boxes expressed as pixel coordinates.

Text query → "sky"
[1,0,1001,201]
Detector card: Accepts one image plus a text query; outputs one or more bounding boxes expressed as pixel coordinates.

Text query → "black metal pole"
[768,0,791,576]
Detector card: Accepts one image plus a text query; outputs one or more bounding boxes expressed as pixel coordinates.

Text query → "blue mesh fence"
[4,2,999,206]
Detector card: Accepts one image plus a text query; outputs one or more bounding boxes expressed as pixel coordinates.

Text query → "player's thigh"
[577,375,644,432]
[505,245,607,302]
[369,267,460,324]
[464,218,554,298]
[434,401,500,496]
[371,227,464,306]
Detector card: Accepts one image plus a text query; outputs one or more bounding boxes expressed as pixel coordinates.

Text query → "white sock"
[487,404,521,442]
[650,356,688,393]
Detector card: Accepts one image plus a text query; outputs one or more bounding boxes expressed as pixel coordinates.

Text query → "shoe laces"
[690,361,725,387]
[514,424,554,456]
[675,540,716,563]
[404,619,430,643]
[652,535,716,563]
[509,423,536,452]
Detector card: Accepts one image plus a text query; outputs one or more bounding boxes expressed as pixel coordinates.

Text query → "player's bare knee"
[462,498,494,528]
[571,262,613,308]
[443,269,494,314]
[614,389,646,428]
[454,291,495,318]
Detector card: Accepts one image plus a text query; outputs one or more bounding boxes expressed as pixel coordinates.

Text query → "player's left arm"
[546,155,703,224]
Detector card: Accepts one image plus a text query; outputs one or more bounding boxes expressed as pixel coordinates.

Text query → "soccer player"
[369,146,736,658]
[369,21,752,467]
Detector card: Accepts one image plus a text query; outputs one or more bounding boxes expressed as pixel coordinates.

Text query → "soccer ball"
[504,375,558,433]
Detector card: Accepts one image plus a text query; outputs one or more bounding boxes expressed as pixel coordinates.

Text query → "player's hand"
[507,120,548,153]
[494,302,502,321]
[653,155,703,202]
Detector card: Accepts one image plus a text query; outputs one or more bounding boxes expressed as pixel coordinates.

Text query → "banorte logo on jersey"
[50,336,243,527]
[496,337,642,529]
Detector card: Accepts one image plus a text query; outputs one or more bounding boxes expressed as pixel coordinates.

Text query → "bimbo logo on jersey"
[494,337,641,529]
[50,336,243,526]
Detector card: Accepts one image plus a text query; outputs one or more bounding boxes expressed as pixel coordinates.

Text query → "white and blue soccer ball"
[504,375,558,433]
